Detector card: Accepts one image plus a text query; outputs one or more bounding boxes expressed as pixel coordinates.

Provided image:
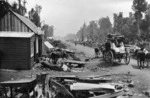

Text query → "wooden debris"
[50,79,74,98]
[70,83,116,91]
[89,91,125,98]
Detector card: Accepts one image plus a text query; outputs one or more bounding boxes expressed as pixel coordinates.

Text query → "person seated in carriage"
[108,34,125,53]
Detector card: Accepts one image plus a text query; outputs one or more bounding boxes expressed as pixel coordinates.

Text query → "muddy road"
[63,40,150,98]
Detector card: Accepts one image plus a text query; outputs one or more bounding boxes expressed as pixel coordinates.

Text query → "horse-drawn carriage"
[102,34,130,65]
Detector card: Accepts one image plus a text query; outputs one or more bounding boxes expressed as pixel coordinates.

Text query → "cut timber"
[54,75,78,80]
[0,78,37,87]
[70,83,115,91]
[44,41,54,49]
[65,60,86,64]
[78,77,112,83]
[89,91,125,98]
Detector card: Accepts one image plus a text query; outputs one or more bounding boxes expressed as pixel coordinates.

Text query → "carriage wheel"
[107,51,114,65]
[124,53,130,65]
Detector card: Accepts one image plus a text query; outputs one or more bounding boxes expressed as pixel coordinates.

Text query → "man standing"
[94,47,99,58]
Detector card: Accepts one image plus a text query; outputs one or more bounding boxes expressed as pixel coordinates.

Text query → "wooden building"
[0,32,35,70]
[0,9,43,63]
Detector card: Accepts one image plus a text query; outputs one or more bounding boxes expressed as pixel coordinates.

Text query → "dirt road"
[63,41,95,58]
[63,41,150,97]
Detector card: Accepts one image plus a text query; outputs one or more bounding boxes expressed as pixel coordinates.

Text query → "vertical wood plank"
[16,17,19,31]
[24,25,26,32]
[14,16,16,31]
[5,13,8,31]
[21,22,24,32]
[4,15,6,31]
[10,12,12,31]
[15,17,19,31]
[25,26,28,32]
[20,22,22,31]
[0,18,1,31]
[20,21,22,31]
[12,14,15,31]
[18,20,20,32]
[8,12,10,31]
[18,19,20,32]
[1,17,4,31]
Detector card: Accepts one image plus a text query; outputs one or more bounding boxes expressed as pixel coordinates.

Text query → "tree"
[76,17,112,43]
[98,17,112,43]
[113,12,126,34]
[0,1,10,19]
[29,5,42,27]
[76,23,88,42]
[88,21,98,42]
[11,0,27,16]
[42,24,54,39]
[132,0,147,36]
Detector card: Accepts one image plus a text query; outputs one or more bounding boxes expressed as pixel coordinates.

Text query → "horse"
[133,47,150,69]
[144,51,150,67]
[136,48,145,69]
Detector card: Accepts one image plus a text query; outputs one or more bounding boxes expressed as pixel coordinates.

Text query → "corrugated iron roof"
[10,10,38,34]
[0,32,34,38]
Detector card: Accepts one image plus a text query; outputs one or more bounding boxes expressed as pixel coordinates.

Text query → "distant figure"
[94,47,99,58]
[75,42,77,46]
[50,52,60,64]
[84,42,86,47]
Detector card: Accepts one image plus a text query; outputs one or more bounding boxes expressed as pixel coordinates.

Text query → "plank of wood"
[54,75,78,79]
[8,11,11,31]
[65,60,86,64]
[77,77,112,83]
[0,78,37,87]
[70,83,115,91]
[89,91,125,98]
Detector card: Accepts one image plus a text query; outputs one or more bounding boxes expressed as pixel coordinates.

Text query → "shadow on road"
[97,60,125,68]
[131,64,139,69]
[131,64,150,70]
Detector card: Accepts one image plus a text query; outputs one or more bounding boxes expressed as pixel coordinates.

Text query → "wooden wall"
[30,35,35,67]
[0,11,41,64]
[0,12,32,32]
[0,37,33,70]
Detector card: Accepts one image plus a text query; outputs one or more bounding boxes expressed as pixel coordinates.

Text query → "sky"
[8,0,150,37]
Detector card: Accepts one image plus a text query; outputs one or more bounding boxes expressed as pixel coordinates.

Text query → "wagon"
[103,34,130,65]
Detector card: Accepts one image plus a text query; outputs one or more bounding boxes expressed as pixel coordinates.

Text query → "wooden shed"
[0,9,43,62]
[0,32,35,70]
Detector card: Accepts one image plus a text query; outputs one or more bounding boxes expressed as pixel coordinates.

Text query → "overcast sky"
[8,0,150,37]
